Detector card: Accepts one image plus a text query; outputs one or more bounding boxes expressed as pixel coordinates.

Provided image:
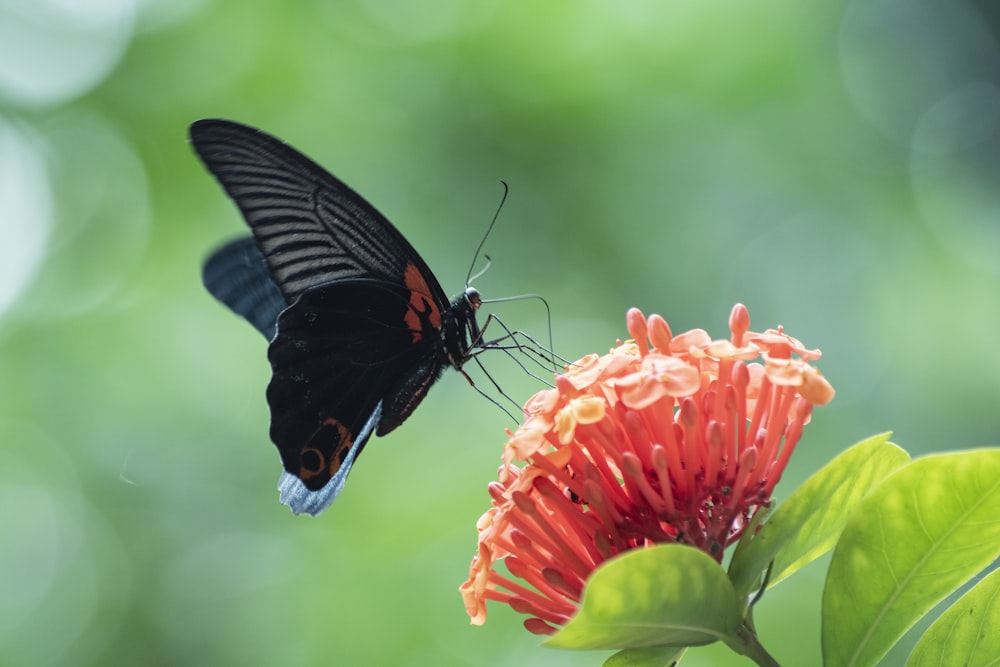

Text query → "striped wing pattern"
[189,119,448,307]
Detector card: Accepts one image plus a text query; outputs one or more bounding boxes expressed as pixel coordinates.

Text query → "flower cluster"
[460,304,834,635]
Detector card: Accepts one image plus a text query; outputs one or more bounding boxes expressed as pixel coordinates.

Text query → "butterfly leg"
[470,313,567,385]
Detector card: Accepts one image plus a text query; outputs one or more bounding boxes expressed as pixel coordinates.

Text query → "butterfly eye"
[465,287,482,309]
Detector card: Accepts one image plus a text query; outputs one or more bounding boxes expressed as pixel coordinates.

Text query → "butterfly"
[191,119,484,516]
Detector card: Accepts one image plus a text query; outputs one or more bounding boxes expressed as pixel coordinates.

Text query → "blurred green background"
[2,1,999,665]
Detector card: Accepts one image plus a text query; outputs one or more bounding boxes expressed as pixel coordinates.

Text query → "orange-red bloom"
[460,304,834,634]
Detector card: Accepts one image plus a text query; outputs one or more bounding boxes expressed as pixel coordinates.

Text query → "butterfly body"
[191,119,482,516]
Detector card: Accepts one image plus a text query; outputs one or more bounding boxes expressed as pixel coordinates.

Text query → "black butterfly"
[191,119,483,516]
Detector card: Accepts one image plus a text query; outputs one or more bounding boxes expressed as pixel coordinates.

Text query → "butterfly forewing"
[190,119,450,307]
[202,236,287,340]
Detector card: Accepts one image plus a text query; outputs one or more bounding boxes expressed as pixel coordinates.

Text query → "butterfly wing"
[267,280,443,515]
[277,403,381,516]
[190,119,450,307]
[202,236,287,340]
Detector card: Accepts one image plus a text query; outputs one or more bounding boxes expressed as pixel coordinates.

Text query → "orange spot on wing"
[298,418,353,482]
[403,263,442,341]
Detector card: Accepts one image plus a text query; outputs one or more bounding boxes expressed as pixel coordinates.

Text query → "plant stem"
[722,623,781,667]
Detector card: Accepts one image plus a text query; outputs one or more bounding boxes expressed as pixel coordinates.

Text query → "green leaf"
[603,646,686,667]
[822,449,1000,667]
[728,433,909,601]
[905,566,1000,667]
[546,544,741,650]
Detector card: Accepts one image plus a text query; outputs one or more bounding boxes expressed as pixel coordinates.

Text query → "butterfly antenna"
[468,255,492,285]
[466,181,509,286]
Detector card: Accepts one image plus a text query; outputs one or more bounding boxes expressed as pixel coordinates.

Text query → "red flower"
[460,305,834,634]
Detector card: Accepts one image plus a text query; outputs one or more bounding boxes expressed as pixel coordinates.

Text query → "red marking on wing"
[298,418,353,481]
[403,263,442,342]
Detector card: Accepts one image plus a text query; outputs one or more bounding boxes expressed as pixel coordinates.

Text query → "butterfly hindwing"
[266,279,444,514]
[276,402,381,516]
[202,236,287,340]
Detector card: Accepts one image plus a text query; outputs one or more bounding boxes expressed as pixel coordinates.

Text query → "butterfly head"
[464,287,482,311]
